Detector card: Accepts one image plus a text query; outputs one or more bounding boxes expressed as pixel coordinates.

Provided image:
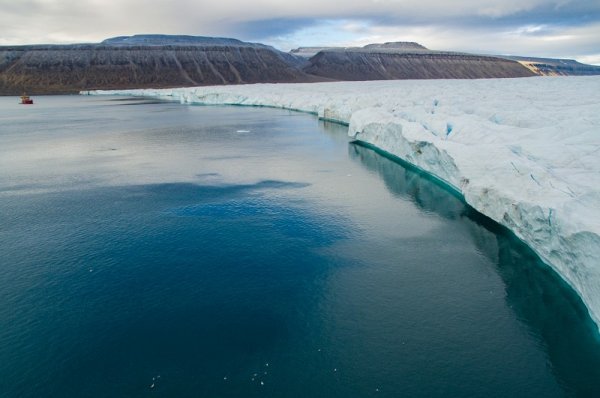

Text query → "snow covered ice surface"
[88,76,600,331]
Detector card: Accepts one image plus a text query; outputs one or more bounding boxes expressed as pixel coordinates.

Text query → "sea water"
[1,95,599,397]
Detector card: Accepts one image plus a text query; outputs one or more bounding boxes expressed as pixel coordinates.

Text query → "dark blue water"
[1,95,599,397]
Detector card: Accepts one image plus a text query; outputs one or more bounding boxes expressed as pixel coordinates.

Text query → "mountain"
[101,34,254,47]
[292,43,600,80]
[290,42,429,59]
[498,55,600,76]
[362,42,428,51]
[299,43,536,80]
[0,35,318,95]
[2,35,598,95]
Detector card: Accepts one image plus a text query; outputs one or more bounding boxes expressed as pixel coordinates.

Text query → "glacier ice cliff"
[87,76,600,331]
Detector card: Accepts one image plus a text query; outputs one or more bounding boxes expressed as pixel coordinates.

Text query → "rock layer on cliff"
[499,55,600,76]
[303,50,536,80]
[0,37,315,95]
[4,35,599,95]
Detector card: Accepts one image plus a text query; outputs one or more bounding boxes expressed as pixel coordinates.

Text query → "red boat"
[20,94,34,104]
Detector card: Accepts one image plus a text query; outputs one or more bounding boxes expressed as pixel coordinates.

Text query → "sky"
[1,0,599,64]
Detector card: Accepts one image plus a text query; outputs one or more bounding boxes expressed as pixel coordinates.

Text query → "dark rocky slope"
[5,36,599,95]
[0,35,317,95]
[498,55,600,76]
[302,45,536,80]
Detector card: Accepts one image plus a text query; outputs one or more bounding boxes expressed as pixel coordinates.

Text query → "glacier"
[86,76,600,331]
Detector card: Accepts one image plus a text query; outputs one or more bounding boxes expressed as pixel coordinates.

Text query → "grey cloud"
[231,18,320,40]
[0,0,598,63]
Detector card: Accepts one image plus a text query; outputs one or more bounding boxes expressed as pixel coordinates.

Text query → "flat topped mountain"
[0,35,314,95]
[302,43,536,80]
[291,42,431,58]
[102,34,264,48]
[362,41,429,51]
[2,34,599,95]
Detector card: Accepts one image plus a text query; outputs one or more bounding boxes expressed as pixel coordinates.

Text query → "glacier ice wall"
[86,76,600,331]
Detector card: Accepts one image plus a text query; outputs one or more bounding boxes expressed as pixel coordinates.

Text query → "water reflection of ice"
[349,142,600,396]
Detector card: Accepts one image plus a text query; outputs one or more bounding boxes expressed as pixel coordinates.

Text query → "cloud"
[231,18,319,40]
[0,0,598,63]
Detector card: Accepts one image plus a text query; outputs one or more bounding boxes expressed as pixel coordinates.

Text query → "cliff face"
[499,55,600,76]
[0,41,315,95]
[4,35,595,95]
[303,51,536,80]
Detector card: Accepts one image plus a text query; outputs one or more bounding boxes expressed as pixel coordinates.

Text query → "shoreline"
[84,76,600,332]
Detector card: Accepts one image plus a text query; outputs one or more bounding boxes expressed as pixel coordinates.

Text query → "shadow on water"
[102,97,172,106]
[0,179,350,398]
[348,142,600,396]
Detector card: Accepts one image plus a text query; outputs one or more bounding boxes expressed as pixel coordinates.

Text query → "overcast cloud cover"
[1,0,599,64]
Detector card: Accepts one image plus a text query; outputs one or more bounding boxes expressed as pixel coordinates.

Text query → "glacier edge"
[85,76,600,331]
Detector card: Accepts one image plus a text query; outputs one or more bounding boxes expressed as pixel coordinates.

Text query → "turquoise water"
[1,95,599,397]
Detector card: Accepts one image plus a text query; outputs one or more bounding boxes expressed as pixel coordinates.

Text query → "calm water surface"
[1,95,599,397]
